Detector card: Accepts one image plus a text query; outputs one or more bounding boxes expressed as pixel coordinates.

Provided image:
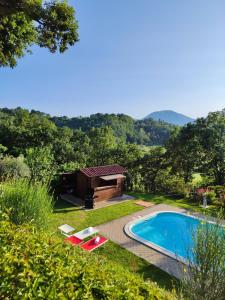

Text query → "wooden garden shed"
[76,164,127,203]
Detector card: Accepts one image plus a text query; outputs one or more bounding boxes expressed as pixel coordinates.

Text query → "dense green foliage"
[0,107,224,198]
[0,0,79,67]
[167,109,225,185]
[0,180,53,228]
[26,146,55,184]
[0,155,30,180]
[52,112,177,146]
[181,215,225,300]
[0,107,176,188]
[0,211,176,300]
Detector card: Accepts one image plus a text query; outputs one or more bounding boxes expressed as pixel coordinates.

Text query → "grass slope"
[49,193,222,292]
[49,197,178,291]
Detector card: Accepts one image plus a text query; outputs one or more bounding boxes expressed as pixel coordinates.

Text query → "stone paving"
[96,204,188,279]
[134,200,155,207]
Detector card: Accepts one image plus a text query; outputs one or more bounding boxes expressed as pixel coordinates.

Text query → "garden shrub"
[0,180,53,228]
[181,215,225,300]
[204,191,216,205]
[0,144,7,158]
[0,212,177,300]
[208,185,225,207]
[154,169,186,197]
[0,155,30,181]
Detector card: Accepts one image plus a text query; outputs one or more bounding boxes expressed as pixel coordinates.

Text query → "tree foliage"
[167,109,225,185]
[26,146,55,184]
[0,107,224,196]
[0,0,79,67]
[52,112,176,146]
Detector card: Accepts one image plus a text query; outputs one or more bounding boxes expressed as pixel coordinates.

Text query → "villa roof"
[80,164,127,177]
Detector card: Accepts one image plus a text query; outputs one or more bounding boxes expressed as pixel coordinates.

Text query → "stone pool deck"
[97,204,191,279]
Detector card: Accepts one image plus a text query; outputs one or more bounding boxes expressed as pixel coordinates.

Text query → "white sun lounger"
[58,224,75,236]
[73,227,99,240]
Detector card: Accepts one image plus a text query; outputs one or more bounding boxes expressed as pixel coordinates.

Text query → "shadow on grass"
[53,199,83,213]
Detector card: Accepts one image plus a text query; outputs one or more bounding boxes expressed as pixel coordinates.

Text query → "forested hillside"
[0,108,176,146]
[51,113,177,145]
[0,107,224,190]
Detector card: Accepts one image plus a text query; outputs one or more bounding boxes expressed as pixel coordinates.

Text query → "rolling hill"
[145,110,195,126]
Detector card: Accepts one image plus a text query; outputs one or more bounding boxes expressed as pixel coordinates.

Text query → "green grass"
[49,193,224,291]
[49,197,178,291]
[49,192,223,293]
[129,192,221,217]
[95,241,178,290]
[48,198,143,233]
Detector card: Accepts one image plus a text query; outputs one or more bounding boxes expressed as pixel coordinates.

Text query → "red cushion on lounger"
[80,236,108,252]
[65,235,83,245]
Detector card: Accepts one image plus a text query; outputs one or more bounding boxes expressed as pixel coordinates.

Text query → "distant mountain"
[144,110,195,126]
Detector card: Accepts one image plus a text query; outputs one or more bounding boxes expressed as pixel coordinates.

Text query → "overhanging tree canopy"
[0,0,79,67]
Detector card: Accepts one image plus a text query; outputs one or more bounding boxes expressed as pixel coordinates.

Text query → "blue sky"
[0,0,225,119]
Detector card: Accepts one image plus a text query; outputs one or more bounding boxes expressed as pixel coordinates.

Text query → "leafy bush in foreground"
[0,212,176,300]
[0,180,53,229]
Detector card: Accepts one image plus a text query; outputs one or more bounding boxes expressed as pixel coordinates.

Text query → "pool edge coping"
[124,210,224,265]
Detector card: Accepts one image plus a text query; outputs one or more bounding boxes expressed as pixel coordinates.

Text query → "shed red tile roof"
[196,188,208,194]
[80,165,127,177]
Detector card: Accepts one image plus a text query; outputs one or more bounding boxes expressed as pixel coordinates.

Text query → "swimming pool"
[124,211,218,262]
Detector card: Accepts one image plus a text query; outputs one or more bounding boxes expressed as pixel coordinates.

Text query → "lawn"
[51,192,220,235]
[48,197,144,233]
[49,193,223,291]
[129,192,222,217]
[95,241,178,290]
[49,196,178,291]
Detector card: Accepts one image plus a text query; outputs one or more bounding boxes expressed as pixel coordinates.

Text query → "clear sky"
[0,0,225,119]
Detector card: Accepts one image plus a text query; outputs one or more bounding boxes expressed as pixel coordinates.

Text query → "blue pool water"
[131,212,201,260]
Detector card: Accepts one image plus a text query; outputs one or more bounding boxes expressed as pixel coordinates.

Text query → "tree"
[26,146,55,184]
[88,126,116,166]
[0,108,58,155]
[166,123,204,183]
[166,109,225,185]
[136,147,167,193]
[0,0,79,67]
[199,110,225,185]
